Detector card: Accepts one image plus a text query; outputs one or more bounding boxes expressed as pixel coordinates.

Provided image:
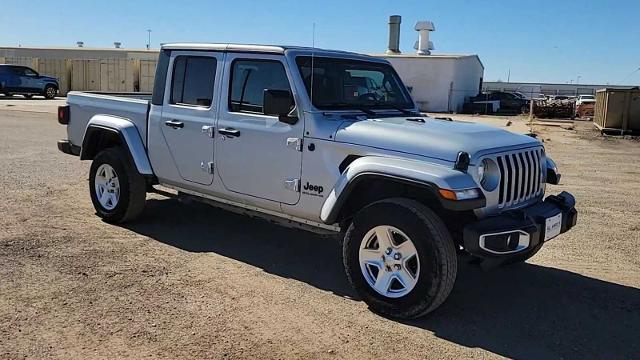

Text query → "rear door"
[4,66,23,92]
[159,51,223,185]
[215,53,303,205]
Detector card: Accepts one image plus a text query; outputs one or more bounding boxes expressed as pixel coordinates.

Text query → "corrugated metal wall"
[100,59,135,92]
[71,60,101,92]
[0,56,38,68]
[36,59,71,95]
[138,59,157,92]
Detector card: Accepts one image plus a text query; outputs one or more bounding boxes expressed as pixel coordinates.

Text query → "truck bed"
[66,91,150,148]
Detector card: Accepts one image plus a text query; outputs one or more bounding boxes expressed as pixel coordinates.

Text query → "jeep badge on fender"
[303,182,323,194]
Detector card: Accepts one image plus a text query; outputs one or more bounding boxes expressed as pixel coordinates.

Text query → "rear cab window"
[170,56,217,107]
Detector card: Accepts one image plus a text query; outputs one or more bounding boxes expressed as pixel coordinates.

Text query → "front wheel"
[89,147,146,223]
[343,198,457,319]
[43,85,57,99]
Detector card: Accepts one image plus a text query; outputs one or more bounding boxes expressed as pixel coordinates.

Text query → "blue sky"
[1,0,639,85]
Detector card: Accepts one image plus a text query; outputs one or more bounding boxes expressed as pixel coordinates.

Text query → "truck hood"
[334,116,541,162]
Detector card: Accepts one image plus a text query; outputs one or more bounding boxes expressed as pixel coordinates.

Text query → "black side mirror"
[263,89,297,124]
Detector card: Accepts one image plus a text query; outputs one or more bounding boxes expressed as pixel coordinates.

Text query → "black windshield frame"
[295,56,414,111]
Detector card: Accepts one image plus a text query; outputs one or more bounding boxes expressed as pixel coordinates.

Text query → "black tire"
[23,94,33,99]
[343,198,457,319]
[43,85,57,99]
[89,147,146,223]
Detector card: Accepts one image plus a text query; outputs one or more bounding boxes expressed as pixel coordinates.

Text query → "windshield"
[296,56,414,111]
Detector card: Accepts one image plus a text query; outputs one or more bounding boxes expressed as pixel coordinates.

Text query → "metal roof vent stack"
[76,41,84,48]
[414,21,435,55]
[114,42,122,49]
[386,15,402,54]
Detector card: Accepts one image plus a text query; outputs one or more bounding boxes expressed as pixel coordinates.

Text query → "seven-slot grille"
[494,148,544,208]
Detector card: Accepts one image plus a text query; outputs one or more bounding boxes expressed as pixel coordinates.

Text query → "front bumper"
[463,191,577,259]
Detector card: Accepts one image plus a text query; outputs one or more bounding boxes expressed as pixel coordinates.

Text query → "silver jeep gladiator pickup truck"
[57,43,577,318]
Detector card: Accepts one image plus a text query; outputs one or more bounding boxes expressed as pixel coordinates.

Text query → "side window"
[24,68,37,76]
[170,56,217,107]
[11,67,25,76]
[229,60,291,114]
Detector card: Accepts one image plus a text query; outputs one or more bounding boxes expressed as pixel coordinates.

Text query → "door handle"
[164,120,184,129]
[218,128,240,137]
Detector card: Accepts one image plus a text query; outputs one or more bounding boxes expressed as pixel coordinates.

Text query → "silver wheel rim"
[359,225,420,298]
[94,164,120,210]
[46,87,55,98]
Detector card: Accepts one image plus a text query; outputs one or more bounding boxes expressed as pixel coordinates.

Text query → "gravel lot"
[1,99,638,359]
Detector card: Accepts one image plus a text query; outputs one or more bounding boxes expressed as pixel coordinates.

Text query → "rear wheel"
[89,147,146,223]
[343,198,457,319]
[43,85,57,99]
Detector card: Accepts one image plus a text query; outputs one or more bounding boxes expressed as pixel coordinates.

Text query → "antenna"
[310,22,316,105]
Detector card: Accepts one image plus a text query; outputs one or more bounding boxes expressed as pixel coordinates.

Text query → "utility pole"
[507,68,511,83]
[146,29,152,50]
[577,75,582,84]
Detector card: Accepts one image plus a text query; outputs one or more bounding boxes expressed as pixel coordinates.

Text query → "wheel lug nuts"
[385,248,392,255]
[394,264,401,271]
[393,253,401,260]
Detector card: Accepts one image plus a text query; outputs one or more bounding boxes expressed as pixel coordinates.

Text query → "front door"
[160,51,223,185]
[20,67,40,92]
[216,54,303,205]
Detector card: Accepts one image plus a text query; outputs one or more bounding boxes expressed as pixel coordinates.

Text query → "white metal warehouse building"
[377,53,484,112]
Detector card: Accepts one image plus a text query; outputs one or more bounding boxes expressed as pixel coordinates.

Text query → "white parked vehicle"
[576,94,596,105]
[57,43,577,318]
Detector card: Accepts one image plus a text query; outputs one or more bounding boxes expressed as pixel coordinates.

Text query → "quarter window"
[229,60,291,114]
[170,56,217,107]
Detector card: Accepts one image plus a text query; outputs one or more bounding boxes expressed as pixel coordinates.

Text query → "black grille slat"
[518,153,527,200]
[505,155,513,203]
[511,154,520,202]
[525,151,533,196]
[497,156,505,205]
[533,150,540,194]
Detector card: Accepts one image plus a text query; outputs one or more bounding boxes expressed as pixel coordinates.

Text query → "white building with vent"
[372,16,484,113]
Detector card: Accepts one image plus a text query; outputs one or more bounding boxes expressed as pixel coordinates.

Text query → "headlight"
[478,158,500,191]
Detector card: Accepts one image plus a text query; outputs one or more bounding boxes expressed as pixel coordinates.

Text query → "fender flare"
[80,114,154,175]
[320,156,484,224]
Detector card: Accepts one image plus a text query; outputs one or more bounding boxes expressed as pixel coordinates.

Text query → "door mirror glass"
[263,89,296,124]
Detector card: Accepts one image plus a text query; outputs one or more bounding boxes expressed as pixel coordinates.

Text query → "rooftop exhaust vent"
[386,15,402,54]
[414,21,435,55]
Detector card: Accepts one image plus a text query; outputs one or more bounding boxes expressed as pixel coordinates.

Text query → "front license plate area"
[544,213,562,241]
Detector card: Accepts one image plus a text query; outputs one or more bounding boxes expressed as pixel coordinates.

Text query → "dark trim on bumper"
[463,191,577,259]
[57,140,80,156]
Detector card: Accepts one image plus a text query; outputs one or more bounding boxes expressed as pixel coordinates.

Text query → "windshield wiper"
[320,103,376,116]
[388,105,415,115]
[353,106,376,116]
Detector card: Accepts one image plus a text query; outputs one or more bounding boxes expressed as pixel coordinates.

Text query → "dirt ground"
[0,99,638,359]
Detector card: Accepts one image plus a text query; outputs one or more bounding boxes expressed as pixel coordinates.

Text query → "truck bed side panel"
[66,92,150,148]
